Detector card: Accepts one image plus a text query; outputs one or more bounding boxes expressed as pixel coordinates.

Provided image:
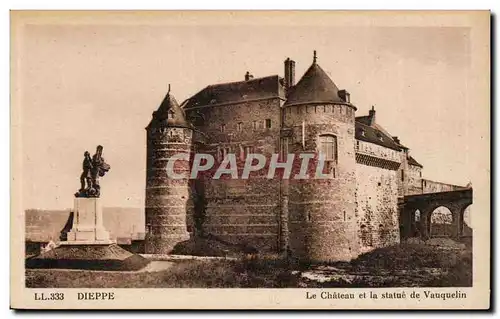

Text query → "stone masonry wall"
[285,103,359,262]
[422,179,466,194]
[145,127,193,254]
[407,164,423,195]
[396,149,408,197]
[187,98,283,252]
[355,162,400,252]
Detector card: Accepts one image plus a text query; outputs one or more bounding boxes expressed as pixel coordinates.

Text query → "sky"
[15,13,481,210]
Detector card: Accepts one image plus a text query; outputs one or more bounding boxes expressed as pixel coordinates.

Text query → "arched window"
[319,135,337,162]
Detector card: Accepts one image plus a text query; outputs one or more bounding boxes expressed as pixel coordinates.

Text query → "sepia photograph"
[10,10,490,309]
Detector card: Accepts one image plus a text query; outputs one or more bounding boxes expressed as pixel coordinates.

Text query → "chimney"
[338,89,350,103]
[245,71,254,81]
[369,105,376,125]
[284,57,296,89]
[393,136,400,144]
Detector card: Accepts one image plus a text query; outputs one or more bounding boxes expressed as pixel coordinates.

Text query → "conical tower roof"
[284,52,345,107]
[148,85,191,129]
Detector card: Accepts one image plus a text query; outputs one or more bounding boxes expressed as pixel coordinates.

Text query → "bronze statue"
[75,145,111,198]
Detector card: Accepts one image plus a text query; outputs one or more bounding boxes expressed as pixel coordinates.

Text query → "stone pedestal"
[63,197,115,245]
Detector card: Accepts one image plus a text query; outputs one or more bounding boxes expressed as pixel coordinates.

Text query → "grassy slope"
[26,243,472,288]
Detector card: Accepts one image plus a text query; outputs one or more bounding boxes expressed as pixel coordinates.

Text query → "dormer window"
[360,129,366,137]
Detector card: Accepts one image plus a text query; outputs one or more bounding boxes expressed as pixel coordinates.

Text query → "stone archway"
[429,206,453,237]
[462,204,472,236]
[401,189,473,241]
[411,209,422,237]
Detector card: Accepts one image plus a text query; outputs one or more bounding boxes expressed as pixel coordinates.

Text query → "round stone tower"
[145,85,193,254]
[284,52,359,262]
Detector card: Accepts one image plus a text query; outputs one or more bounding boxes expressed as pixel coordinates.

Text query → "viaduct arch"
[399,189,473,240]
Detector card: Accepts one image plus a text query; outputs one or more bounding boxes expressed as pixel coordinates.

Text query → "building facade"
[144,52,465,262]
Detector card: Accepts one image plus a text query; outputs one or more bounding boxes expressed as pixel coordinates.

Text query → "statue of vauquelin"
[75,145,111,198]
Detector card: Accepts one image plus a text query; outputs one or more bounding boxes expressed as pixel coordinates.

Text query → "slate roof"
[355,115,371,126]
[283,62,346,107]
[183,75,285,109]
[408,155,423,168]
[355,121,402,151]
[148,89,191,129]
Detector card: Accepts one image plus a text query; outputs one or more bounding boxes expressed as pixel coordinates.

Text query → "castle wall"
[355,140,401,251]
[422,179,466,194]
[396,149,408,197]
[187,98,283,252]
[355,163,400,251]
[407,164,423,195]
[285,103,359,262]
[145,127,193,254]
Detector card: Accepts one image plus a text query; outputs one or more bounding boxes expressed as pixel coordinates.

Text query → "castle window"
[252,121,258,130]
[243,146,254,159]
[218,146,231,162]
[401,170,405,181]
[167,110,174,119]
[265,119,272,129]
[319,135,337,162]
[356,140,360,150]
[280,137,289,159]
[237,122,243,132]
[220,124,226,133]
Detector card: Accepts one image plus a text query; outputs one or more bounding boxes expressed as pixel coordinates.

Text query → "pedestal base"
[26,244,149,271]
[66,197,114,244]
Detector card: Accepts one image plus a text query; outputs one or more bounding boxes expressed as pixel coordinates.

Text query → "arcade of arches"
[399,189,472,240]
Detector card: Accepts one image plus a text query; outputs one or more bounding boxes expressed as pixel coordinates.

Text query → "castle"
[144,52,466,262]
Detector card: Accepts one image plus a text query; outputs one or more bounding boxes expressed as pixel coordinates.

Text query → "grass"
[26,243,472,288]
[26,258,299,288]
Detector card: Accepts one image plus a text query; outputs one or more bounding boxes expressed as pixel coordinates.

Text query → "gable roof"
[183,75,284,109]
[283,62,346,107]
